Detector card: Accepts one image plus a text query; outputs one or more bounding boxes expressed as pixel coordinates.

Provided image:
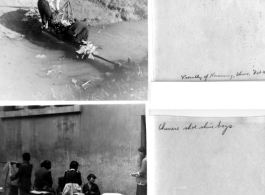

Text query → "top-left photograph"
[0,0,148,101]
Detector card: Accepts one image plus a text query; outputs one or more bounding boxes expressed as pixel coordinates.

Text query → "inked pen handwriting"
[159,122,179,130]
[181,75,202,81]
[253,69,265,75]
[180,69,265,81]
[183,123,197,130]
[159,121,233,135]
[215,121,233,135]
[210,72,235,80]
[236,71,250,76]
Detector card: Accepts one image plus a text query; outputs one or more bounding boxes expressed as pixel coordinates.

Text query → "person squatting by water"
[37,0,60,29]
[130,146,147,195]
[10,153,33,195]
[67,18,90,44]
[82,174,100,195]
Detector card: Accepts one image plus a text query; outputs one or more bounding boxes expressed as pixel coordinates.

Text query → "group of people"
[8,146,146,195]
[9,153,100,195]
[37,0,90,45]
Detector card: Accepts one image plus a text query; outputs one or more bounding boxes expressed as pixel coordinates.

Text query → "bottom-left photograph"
[0,104,146,195]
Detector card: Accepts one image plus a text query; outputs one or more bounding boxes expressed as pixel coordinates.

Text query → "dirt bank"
[0,0,148,100]
[64,0,148,24]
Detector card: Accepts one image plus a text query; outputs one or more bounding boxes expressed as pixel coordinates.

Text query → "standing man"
[10,153,33,195]
[82,174,100,195]
[37,0,56,29]
[130,146,147,195]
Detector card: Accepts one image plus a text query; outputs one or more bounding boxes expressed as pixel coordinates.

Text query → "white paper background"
[153,0,265,81]
[148,114,265,195]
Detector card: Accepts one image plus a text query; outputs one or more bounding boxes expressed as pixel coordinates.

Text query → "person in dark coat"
[10,153,33,195]
[37,0,55,29]
[34,160,53,191]
[82,174,100,195]
[63,161,82,186]
[67,18,90,44]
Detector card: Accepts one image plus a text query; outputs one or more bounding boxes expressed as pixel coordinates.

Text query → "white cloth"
[62,183,81,195]
[76,43,98,59]
[47,0,60,10]
[30,190,51,194]
[102,194,123,195]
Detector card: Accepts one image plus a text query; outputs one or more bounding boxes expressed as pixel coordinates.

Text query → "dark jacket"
[82,183,100,195]
[69,21,87,35]
[34,167,53,190]
[64,169,82,186]
[68,21,89,43]
[37,0,54,25]
[11,162,33,190]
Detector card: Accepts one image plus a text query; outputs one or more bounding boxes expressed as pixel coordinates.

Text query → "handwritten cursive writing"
[159,122,179,130]
[253,69,265,75]
[159,121,233,135]
[180,69,265,81]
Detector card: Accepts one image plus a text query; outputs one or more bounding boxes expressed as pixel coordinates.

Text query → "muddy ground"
[0,0,148,100]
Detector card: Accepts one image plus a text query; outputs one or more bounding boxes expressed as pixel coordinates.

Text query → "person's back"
[69,21,87,35]
[17,162,33,190]
[64,169,82,185]
[10,153,33,195]
[34,167,53,190]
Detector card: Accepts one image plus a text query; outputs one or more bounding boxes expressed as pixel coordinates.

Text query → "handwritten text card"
[153,0,265,81]
[149,115,265,194]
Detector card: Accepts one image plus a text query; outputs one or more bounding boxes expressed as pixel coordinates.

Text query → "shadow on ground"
[0,9,113,73]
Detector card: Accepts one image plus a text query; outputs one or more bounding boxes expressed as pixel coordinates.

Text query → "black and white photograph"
[2,0,265,195]
[0,0,148,100]
[0,104,147,195]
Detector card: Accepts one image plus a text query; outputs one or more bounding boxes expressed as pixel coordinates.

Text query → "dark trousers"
[20,189,30,195]
[37,0,53,25]
[75,28,89,43]
[136,184,147,195]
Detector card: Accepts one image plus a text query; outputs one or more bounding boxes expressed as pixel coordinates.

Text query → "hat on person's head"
[138,146,146,154]
[87,174,97,179]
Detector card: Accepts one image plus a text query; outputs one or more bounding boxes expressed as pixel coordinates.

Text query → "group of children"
[9,153,100,195]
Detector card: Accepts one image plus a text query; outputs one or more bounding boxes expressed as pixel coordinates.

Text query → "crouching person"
[82,174,100,195]
[67,18,90,45]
